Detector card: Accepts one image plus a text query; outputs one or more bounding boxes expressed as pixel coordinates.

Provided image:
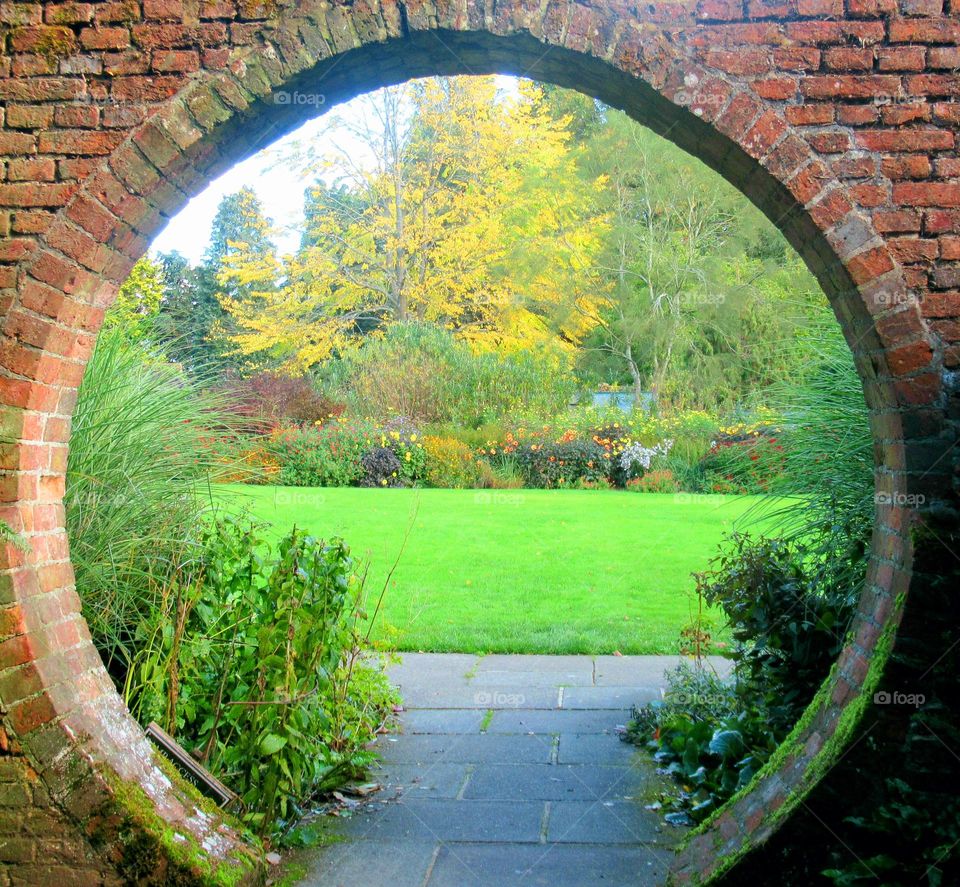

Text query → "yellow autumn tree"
[217,76,609,372]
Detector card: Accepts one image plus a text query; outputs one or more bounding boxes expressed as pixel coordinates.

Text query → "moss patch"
[90,759,264,886]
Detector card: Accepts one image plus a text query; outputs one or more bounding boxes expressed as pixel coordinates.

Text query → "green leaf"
[259,733,288,755]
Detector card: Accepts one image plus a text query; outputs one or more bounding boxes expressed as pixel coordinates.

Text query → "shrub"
[125,517,398,838]
[698,532,857,735]
[66,328,243,677]
[423,435,479,488]
[512,438,608,488]
[223,372,343,431]
[626,469,680,493]
[269,426,367,487]
[266,418,426,488]
[361,447,403,487]
[322,322,575,427]
[699,431,785,494]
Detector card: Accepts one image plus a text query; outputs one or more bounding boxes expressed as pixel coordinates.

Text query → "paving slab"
[297,654,695,887]
[297,839,437,887]
[546,800,673,844]
[557,733,643,765]
[401,709,486,733]
[486,708,627,735]
[372,761,470,799]
[332,798,546,843]
[461,763,652,802]
[426,842,675,887]
[398,683,561,709]
[376,732,554,764]
[560,685,660,709]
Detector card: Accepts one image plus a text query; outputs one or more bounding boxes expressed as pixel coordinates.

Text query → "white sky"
[150,75,521,265]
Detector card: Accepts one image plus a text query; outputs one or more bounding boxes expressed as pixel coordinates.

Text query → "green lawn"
[217,485,776,655]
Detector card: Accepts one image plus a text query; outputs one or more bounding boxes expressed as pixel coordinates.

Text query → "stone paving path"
[298,654,730,887]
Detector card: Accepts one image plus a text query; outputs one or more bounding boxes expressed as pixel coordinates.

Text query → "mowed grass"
[217,485,778,655]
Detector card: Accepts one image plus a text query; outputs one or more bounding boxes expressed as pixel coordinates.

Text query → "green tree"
[104,255,166,342]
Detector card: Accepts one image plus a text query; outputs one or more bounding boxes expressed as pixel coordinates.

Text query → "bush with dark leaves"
[361,447,403,487]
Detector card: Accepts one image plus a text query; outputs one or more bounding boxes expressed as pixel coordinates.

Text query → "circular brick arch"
[1,1,958,883]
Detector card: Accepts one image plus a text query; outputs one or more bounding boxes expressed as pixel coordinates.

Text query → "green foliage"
[126,516,398,838]
[625,662,776,823]
[822,776,960,885]
[66,327,242,676]
[422,435,480,488]
[511,439,608,489]
[266,419,426,488]
[321,323,575,427]
[698,533,857,736]
[104,255,166,341]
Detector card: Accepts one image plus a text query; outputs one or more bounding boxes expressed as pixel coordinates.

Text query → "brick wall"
[1,0,958,883]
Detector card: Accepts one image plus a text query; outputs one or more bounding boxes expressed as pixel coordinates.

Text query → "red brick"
[856,129,954,151]
[37,130,125,156]
[6,158,56,182]
[809,131,852,153]
[877,46,927,71]
[0,132,38,154]
[151,49,200,72]
[928,46,960,69]
[839,105,880,125]
[78,26,130,50]
[882,155,933,180]
[896,182,960,206]
[833,153,876,178]
[922,290,960,314]
[4,105,53,130]
[10,211,54,235]
[773,47,821,70]
[143,0,184,18]
[823,47,875,70]
[850,183,888,206]
[742,110,788,158]
[889,17,960,43]
[888,236,939,263]
[9,25,76,54]
[754,77,797,99]
[941,238,960,260]
[801,76,903,100]
[907,74,960,97]
[785,104,835,125]
[874,209,922,232]
[44,2,94,23]
[880,102,931,125]
[696,0,744,17]
[706,49,770,75]
[0,183,77,207]
[52,105,100,129]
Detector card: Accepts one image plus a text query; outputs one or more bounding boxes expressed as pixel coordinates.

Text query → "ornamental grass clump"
[66,328,245,678]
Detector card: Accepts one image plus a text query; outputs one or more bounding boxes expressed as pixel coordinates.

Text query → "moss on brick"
[91,757,264,887]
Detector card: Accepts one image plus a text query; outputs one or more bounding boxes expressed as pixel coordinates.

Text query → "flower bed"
[232,407,788,493]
